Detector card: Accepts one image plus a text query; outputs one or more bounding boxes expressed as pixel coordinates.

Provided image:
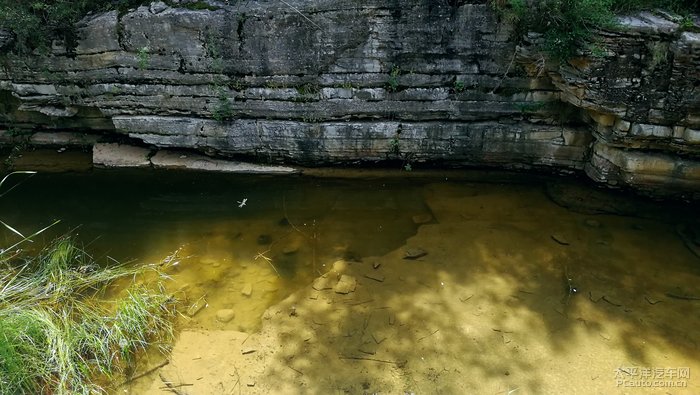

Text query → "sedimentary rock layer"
[0,1,697,198]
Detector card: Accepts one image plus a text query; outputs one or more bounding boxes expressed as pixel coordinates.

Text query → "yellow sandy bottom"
[120,182,700,394]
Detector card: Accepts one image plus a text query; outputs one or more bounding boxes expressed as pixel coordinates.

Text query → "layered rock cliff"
[0,1,698,198]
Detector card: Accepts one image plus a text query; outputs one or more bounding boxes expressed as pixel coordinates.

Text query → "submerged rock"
[330,260,349,277]
[677,224,700,259]
[364,273,385,282]
[404,248,427,260]
[282,244,299,255]
[241,283,253,297]
[312,275,334,291]
[215,309,235,323]
[333,275,357,294]
[412,214,433,224]
[584,219,600,228]
[550,234,570,246]
[257,234,272,245]
[187,297,207,317]
[342,251,362,262]
[545,182,662,216]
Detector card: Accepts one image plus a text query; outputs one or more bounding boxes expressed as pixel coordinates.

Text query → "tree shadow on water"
[254,209,700,394]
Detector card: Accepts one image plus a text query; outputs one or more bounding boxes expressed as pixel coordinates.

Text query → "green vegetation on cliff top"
[495,0,698,59]
[0,0,697,57]
[0,0,216,55]
[0,1,143,54]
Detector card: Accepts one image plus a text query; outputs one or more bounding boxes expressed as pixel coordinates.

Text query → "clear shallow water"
[0,169,434,331]
[1,169,700,393]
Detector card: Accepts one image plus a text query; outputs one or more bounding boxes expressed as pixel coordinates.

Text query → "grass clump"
[0,309,50,393]
[0,235,177,394]
[112,285,175,366]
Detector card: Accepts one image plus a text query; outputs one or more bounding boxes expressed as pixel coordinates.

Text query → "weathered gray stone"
[585,142,700,199]
[629,123,673,138]
[10,84,57,96]
[0,3,697,198]
[684,129,700,144]
[110,116,590,168]
[30,132,99,146]
[75,11,121,55]
[614,119,631,133]
[673,126,686,139]
[150,1,169,14]
[616,12,679,35]
[149,150,298,173]
[17,105,78,118]
[93,143,152,168]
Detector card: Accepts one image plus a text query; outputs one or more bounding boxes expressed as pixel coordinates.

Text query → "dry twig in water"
[254,249,280,277]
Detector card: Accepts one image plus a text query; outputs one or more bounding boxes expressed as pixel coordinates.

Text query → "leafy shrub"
[386,66,401,92]
[137,46,150,69]
[212,85,234,122]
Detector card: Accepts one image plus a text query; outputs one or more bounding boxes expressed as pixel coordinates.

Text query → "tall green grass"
[0,237,177,394]
[0,172,178,394]
[0,308,49,393]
